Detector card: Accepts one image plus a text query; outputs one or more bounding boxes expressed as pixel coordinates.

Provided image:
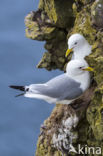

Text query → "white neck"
[72,72,90,91]
[73,44,92,60]
[66,71,90,91]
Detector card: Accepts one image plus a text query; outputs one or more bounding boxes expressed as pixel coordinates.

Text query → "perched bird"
[66,33,92,59]
[10,60,93,104]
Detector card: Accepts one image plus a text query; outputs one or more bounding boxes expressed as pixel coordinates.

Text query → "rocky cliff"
[25,0,103,155]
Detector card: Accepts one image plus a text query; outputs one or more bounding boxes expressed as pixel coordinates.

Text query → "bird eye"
[79,67,82,69]
[75,42,77,45]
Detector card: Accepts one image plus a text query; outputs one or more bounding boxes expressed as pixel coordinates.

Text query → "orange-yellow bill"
[83,67,94,72]
[65,48,73,57]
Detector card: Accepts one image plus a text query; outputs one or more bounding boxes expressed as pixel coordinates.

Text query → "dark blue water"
[0,0,62,156]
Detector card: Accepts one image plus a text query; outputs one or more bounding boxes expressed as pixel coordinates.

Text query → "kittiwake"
[66,33,92,59]
[10,60,93,104]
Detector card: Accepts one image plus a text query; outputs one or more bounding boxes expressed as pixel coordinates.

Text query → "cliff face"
[25,0,103,155]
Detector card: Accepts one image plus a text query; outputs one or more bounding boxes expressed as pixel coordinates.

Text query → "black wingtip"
[9,85,25,91]
[15,93,25,97]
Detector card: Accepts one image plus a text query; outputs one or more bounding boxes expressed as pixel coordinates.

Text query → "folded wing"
[28,74,83,100]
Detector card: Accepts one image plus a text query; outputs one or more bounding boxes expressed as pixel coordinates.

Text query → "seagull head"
[66,34,90,57]
[66,59,93,76]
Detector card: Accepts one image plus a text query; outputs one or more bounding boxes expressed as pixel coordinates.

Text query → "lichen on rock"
[25,0,74,70]
[91,0,103,28]
[25,10,57,41]
[38,0,74,28]
[25,0,103,155]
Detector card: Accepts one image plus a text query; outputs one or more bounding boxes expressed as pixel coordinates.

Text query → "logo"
[69,144,102,155]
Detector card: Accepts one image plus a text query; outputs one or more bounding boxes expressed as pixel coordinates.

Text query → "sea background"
[0,0,62,155]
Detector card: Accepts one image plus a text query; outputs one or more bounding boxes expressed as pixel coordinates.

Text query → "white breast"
[73,45,92,60]
[72,72,90,91]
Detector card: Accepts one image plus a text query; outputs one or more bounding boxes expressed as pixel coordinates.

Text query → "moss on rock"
[25,10,57,41]
[91,0,103,28]
[25,0,103,155]
[38,0,74,28]
[25,0,75,70]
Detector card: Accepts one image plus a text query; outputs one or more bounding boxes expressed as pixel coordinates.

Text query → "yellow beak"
[65,48,73,57]
[83,67,94,72]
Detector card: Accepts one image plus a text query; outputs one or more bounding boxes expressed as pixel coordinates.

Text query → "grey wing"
[29,74,83,100]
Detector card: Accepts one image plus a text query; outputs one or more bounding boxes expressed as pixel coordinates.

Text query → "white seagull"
[10,60,93,104]
[66,33,92,60]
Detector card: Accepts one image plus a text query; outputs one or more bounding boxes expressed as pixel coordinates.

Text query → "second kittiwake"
[10,59,93,104]
[66,33,92,59]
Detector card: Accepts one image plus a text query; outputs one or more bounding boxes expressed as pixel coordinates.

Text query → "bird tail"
[9,85,39,98]
[9,85,25,91]
[15,93,25,97]
[9,85,27,97]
